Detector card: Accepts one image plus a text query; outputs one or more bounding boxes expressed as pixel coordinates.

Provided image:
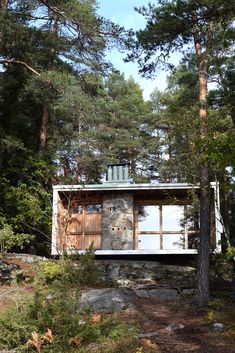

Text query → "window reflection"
[162,205,184,231]
[138,205,160,231]
[163,234,184,250]
[139,234,160,249]
[86,205,102,214]
[70,205,83,214]
[137,204,198,250]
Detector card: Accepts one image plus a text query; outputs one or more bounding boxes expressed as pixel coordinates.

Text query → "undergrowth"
[0,247,156,353]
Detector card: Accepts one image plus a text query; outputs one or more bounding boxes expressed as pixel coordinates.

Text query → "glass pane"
[138,205,160,231]
[163,234,184,249]
[86,205,102,213]
[69,205,83,214]
[162,205,184,231]
[138,234,160,250]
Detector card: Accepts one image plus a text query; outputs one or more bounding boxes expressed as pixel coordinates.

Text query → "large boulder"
[80,287,135,313]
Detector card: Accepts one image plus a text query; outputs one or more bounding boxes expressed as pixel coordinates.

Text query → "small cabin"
[51,163,222,255]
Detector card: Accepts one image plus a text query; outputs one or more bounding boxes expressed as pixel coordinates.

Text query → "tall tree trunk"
[38,12,57,153]
[197,163,211,307]
[0,0,8,12]
[193,26,211,307]
[39,102,49,153]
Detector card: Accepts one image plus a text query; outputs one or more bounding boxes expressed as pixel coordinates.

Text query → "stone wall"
[102,193,134,250]
[97,260,196,288]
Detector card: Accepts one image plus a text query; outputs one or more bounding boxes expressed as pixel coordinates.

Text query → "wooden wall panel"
[84,234,101,249]
[68,213,83,234]
[67,234,83,249]
[84,213,102,233]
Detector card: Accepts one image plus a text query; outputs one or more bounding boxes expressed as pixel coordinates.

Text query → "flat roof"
[53,182,204,192]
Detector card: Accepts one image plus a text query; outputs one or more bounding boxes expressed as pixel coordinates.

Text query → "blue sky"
[97,0,170,100]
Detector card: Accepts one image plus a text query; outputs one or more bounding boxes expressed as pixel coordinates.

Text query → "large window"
[138,205,198,250]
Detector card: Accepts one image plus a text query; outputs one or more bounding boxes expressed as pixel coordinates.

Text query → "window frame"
[135,202,199,250]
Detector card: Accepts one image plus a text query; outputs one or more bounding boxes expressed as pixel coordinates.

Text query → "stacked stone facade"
[102,193,133,250]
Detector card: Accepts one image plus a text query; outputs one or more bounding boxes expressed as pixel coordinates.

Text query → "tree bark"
[39,102,49,153]
[197,164,211,307]
[0,0,9,12]
[38,12,57,153]
[193,20,211,307]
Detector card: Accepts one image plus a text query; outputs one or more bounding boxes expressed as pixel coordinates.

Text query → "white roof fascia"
[55,249,198,255]
[53,182,201,192]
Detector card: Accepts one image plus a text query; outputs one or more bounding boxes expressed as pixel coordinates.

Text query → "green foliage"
[73,243,100,286]
[0,297,35,350]
[211,246,235,281]
[0,254,140,353]
[0,217,32,253]
[36,245,100,287]
[0,149,53,255]
[35,260,66,285]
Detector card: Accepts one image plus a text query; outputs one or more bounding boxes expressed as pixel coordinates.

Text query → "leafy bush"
[70,242,101,286]
[36,245,100,287]
[211,246,235,281]
[0,297,35,350]
[35,260,66,285]
[0,217,32,253]
[71,243,101,286]
[0,283,140,352]
[0,248,144,353]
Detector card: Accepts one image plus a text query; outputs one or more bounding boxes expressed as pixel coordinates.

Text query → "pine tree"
[127,0,235,306]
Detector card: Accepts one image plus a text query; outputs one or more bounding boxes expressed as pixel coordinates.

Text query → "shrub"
[211,246,235,281]
[70,243,100,286]
[0,297,35,350]
[0,217,32,253]
[35,260,65,285]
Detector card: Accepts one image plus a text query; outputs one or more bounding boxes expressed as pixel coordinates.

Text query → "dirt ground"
[122,296,235,353]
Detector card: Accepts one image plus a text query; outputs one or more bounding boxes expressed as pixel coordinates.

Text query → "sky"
[97,0,171,100]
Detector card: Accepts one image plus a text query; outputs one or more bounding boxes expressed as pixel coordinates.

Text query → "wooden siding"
[57,194,102,251]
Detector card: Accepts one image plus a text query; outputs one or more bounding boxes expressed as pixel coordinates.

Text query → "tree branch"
[0,59,40,75]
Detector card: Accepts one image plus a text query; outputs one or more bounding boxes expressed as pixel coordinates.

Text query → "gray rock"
[80,287,135,313]
[135,286,179,299]
[181,289,196,296]
[0,261,21,284]
[164,265,194,273]
[166,323,185,332]
[96,260,196,288]
[212,322,224,331]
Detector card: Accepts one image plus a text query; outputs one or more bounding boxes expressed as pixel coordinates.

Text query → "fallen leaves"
[68,335,83,348]
[26,329,53,353]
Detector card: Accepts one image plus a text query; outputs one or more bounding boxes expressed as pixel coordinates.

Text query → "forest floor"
[122,295,235,353]
[1,284,235,353]
[0,257,235,353]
